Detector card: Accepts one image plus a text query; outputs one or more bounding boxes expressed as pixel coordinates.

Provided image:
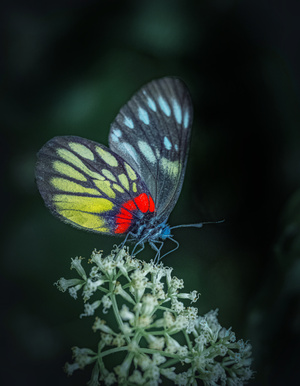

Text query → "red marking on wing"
[149,196,155,212]
[123,200,137,211]
[134,193,150,213]
[115,193,156,234]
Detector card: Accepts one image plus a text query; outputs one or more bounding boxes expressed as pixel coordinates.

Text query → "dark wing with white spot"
[109,77,193,221]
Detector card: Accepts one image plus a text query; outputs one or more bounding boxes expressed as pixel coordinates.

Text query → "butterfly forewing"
[35,136,153,235]
[109,77,193,221]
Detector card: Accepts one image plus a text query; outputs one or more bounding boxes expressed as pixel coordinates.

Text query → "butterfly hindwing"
[109,77,193,221]
[35,136,154,235]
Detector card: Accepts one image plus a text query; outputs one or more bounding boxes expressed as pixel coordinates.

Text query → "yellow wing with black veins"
[35,136,150,234]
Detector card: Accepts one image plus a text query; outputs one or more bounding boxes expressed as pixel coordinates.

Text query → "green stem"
[183,329,193,351]
[98,346,129,358]
[160,357,182,369]
[109,282,131,345]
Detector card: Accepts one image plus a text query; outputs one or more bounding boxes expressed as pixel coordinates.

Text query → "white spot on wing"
[120,142,139,162]
[138,140,156,164]
[164,136,172,150]
[138,107,150,125]
[147,97,156,111]
[158,96,171,116]
[114,129,122,137]
[172,99,182,124]
[174,144,179,151]
[183,110,189,129]
[110,128,122,143]
[111,133,119,142]
[161,158,180,177]
[123,115,134,129]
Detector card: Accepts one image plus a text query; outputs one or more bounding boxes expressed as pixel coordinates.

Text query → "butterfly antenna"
[170,219,225,230]
[157,237,180,262]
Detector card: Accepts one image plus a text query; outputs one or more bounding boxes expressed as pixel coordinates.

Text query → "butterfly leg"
[159,237,180,260]
[118,232,131,250]
[149,240,164,264]
[132,240,145,256]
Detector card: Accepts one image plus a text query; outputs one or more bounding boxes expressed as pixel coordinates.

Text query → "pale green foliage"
[55,247,253,385]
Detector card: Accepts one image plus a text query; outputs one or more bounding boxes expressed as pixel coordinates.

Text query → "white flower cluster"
[55,247,253,385]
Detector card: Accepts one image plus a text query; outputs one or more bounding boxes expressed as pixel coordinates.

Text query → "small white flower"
[70,257,87,279]
[120,322,132,335]
[112,333,126,347]
[218,326,231,339]
[193,353,209,371]
[178,290,200,303]
[218,344,228,356]
[80,300,101,318]
[135,354,152,371]
[120,305,135,322]
[144,364,160,382]
[103,372,117,386]
[89,265,101,278]
[71,347,96,369]
[148,335,165,350]
[100,332,113,346]
[171,298,185,313]
[165,334,182,354]
[177,345,188,357]
[115,354,132,377]
[83,278,104,301]
[141,293,158,315]
[128,370,144,385]
[54,277,84,292]
[241,367,254,380]
[114,246,128,261]
[175,371,189,385]
[101,258,117,278]
[123,254,140,271]
[92,318,115,334]
[163,311,176,328]
[64,361,80,375]
[229,331,236,343]
[90,250,103,266]
[130,269,148,300]
[128,340,139,352]
[195,333,207,350]
[152,353,166,366]
[152,281,166,300]
[101,294,112,313]
[183,307,198,333]
[137,314,153,328]
[151,263,167,285]
[164,266,173,286]
[167,314,189,334]
[69,284,83,299]
[160,367,177,381]
[170,276,184,291]
[115,283,135,304]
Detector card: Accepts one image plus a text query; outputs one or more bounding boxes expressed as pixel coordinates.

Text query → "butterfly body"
[36,77,193,260]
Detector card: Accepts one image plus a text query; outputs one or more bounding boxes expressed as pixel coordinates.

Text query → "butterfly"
[36,77,208,262]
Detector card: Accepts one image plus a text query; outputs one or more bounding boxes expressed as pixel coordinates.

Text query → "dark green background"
[2,1,300,385]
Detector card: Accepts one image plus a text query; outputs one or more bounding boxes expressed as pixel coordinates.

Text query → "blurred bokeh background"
[2,0,300,384]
